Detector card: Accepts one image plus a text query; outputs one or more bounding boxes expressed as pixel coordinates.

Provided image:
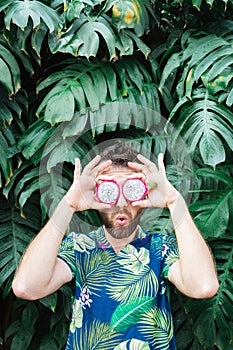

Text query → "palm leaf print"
[114,338,150,349]
[77,249,117,295]
[92,226,110,247]
[58,235,76,273]
[107,264,158,303]
[117,246,150,274]
[72,319,123,350]
[151,234,179,266]
[164,248,179,266]
[73,233,96,253]
[110,296,155,332]
[150,236,163,259]
[161,235,179,266]
[138,306,173,350]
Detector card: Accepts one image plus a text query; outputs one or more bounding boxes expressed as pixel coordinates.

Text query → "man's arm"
[129,153,219,299]
[167,194,219,298]
[12,198,74,300]
[12,156,112,300]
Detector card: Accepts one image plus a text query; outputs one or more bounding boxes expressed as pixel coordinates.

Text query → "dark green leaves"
[186,236,233,349]
[0,2,233,350]
[0,0,60,32]
[0,0,152,64]
[0,88,27,187]
[159,22,233,166]
[35,57,159,134]
[17,118,55,161]
[0,39,21,95]
[190,166,232,238]
[168,89,233,167]
[111,0,156,36]
[48,13,150,59]
[0,194,39,294]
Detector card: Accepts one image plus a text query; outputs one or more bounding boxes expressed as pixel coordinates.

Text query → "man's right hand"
[64,155,112,212]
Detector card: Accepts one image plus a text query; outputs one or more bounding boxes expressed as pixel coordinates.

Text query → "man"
[12,142,219,350]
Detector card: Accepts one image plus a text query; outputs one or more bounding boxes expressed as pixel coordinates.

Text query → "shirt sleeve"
[161,234,179,279]
[58,233,76,278]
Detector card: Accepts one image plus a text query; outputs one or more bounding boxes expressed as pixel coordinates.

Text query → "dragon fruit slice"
[123,178,148,202]
[96,180,120,204]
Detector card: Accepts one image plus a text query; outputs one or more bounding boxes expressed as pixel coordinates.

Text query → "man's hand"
[128,153,180,208]
[64,155,112,212]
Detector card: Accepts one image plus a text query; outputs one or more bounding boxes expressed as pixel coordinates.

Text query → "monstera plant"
[0,0,232,349]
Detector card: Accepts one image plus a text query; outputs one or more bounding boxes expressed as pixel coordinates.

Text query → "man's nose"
[116,193,128,208]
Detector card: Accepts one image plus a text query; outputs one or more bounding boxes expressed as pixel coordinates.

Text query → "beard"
[99,208,142,239]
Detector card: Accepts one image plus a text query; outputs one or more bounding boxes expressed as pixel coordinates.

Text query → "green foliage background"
[0,0,232,349]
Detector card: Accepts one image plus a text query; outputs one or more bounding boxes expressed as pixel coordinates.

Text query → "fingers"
[74,155,100,181]
[86,155,101,170]
[136,154,155,169]
[96,174,113,182]
[97,159,112,174]
[131,199,150,208]
[137,153,166,174]
[82,155,112,177]
[93,202,112,211]
[128,160,148,180]
[87,155,112,173]
[127,172,146,181]
[127,161,144,172]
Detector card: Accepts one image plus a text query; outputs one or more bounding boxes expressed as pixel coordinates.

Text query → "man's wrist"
[50,197,75,235]
[63,195,77,213]
[166,192,185,210]
[166,193,190,230]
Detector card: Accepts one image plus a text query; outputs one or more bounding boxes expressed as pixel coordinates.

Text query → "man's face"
[97,165,144,239]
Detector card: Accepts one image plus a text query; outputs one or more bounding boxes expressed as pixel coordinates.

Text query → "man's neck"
[103,225,139,253]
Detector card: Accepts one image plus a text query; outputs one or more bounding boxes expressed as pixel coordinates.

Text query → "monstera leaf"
[0,0,60,32]
[34,57,159,132]
[48,13,150,59]
[177,32,231,98]
[167,88,233,167]
[159,21,233,107]
[49,13,117,59]
[4,21,49,71]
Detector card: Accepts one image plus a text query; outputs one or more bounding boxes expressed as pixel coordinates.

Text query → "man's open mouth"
[115,214,128,226]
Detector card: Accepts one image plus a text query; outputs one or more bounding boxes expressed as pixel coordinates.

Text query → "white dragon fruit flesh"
[123,178,148,202]
[96,180,120,204]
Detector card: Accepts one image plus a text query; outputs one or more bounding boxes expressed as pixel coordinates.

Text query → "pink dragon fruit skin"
[122,178,148,202]
[96,178,148,205]
[96,180,120,204]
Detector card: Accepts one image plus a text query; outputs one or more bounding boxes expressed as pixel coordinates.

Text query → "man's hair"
[99,141,139,166]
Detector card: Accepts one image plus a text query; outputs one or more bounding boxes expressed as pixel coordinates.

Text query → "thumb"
[158,153,166,175]
[74,158,81,181]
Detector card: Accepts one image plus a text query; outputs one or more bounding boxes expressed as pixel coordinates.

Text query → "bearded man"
[12,141,219,350]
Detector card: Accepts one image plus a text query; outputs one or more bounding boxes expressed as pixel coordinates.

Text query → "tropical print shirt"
[58,226,179,350]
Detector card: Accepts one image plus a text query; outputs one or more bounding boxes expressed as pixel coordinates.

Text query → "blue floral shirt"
[58,226,179,350]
